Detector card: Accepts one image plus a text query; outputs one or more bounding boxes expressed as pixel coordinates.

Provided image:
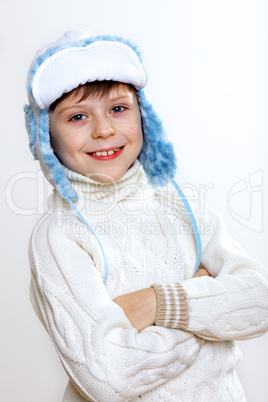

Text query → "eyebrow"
[106,93,134,102]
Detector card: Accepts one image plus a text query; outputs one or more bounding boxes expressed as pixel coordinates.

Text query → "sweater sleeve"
[29,212,203,402]
[151,203,268,342]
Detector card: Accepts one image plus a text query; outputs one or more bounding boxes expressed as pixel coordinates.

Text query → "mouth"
[87,146,124,160]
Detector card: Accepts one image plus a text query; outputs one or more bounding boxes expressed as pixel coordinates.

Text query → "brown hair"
[49,80,138,111]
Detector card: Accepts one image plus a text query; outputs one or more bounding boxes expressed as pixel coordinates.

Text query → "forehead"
[51,83,139,114]
[72,82,136,102]
[50,81,138,111]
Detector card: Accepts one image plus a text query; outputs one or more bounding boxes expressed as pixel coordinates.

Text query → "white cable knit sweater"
[29,160,268,401]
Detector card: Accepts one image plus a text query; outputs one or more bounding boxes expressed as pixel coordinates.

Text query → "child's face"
[49,84,143,183]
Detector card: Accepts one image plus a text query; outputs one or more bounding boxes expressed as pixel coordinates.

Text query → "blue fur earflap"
[37,110,78,201]
[138,89,177,186]
[27,108,78,202]
[24,104,38,160]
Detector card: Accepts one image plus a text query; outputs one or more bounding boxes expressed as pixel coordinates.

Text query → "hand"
[114,288,156,332]
[192,265,213,278]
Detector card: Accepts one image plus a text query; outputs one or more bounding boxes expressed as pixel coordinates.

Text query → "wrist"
[151,283,189,329]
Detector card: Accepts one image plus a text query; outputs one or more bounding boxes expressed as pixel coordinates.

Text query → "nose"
[91,115,116,140]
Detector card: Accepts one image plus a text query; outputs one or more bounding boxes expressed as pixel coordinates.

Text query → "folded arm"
[116,204,268,343]
[114,268,210,332]
[30,213,203,402]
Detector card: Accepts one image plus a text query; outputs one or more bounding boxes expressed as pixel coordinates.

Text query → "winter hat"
[24,29,177,202]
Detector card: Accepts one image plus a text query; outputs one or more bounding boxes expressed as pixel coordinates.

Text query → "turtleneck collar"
[63,159,146,204]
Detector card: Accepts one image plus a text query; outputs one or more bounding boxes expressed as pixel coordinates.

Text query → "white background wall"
[1,0,267,401]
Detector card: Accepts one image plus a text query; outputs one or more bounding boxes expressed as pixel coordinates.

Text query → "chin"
[90,172,124,183]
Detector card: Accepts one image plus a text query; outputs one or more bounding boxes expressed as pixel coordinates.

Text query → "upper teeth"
[93,148,120,156]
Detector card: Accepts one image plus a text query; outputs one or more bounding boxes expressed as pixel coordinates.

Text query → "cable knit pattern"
[29,160,268,401]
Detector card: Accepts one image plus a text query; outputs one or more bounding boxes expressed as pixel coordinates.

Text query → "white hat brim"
[32,40,147,109]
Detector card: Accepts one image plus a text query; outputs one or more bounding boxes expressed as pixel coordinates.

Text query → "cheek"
[50,137,80,171]
[126,125,143,149]
[50,126,80,155]
[134,126,144,151]
[126,118,143,144]
[137,129,144,151]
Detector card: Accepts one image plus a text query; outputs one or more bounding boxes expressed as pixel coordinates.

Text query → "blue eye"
[110,106,125,114]
[71,114,87,121]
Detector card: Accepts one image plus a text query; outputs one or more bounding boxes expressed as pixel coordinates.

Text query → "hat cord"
[68,200,108,286]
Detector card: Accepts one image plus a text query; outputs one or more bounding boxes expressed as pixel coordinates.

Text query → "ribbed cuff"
[151,283,189,329]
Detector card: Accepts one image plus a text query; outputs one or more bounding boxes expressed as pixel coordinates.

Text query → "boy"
[25,29,268,401]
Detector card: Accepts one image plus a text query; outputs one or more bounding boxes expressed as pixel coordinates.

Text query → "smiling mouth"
[87,146,124,160]
[91,147,121,156]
